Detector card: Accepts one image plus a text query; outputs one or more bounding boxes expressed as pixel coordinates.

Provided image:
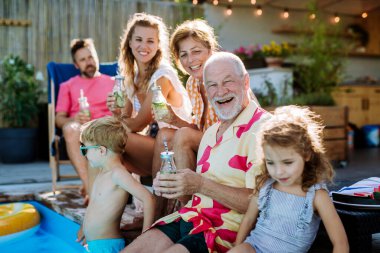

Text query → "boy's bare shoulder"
[111,165,131,177]
[110,165,135,186]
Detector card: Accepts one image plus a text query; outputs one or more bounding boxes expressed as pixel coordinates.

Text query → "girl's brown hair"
[80,116,129,155]
[254,105,334,194]
[118,13,169,95]
[170,19,219,74]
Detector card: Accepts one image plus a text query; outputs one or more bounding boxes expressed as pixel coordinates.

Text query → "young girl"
[106,13,192,177]
[76,116,155,253]
[229,105,349,253]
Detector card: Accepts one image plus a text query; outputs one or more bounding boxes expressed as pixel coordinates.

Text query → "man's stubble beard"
[81,65,97,78]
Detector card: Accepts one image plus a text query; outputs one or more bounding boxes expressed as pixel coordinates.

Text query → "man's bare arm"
[55,111,72,129]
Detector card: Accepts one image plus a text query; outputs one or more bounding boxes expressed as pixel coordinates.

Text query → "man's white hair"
[203,51,247,81]
[203,51,260,106]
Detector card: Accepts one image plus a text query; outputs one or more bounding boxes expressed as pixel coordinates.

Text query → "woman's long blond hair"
[118,13,170,96]
[254,105,334,194]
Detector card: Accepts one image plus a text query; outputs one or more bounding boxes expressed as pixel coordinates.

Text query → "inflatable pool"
[0,201,83,252]
[0,202,40,243]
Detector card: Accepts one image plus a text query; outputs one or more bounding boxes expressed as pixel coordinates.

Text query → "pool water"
[1,201,84,253]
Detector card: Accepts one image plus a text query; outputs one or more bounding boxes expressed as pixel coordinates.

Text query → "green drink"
[152,84,170,121]
[78,89,91,117]
[114,90,125,108]
[152,101,169,121]
[113,75,125,108]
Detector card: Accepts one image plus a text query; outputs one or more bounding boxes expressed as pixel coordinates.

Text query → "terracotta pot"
[265,57,284,67]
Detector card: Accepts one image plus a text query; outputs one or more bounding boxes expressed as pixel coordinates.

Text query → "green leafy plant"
[290,1,347,105]
[0,55,42,128]
[255,77,292,107]
[287,92,335,106]
[254,79,277,107]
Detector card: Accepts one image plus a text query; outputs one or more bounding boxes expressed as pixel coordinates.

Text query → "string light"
[226,5,232,16]
[256,5,262,16]
[309,13,316,20]
[192,0,198,5]
[282,8,289,19]
[333,13,340,23]
[213,2,363,23]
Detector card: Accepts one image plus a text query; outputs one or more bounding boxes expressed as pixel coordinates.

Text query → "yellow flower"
[262,41,290,57]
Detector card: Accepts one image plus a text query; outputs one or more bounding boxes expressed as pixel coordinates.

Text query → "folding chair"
[47,62,118,192]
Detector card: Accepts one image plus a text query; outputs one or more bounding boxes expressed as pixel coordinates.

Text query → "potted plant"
[261,41,291,67]
[288,7,349,164]
[233,44,266,69]
[283,1,348,105]
[0,55,43,163]
[255,7,350,164]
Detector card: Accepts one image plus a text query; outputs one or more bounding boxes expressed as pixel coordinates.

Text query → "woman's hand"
[106,92,121,115]
[160,104,177,125]
[154,104,191,128]
[153,169,203,199]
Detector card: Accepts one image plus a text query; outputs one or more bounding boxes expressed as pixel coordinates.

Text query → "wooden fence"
[0,0,203,81]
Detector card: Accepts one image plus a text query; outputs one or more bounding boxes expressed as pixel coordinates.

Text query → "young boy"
[76,116,155,253]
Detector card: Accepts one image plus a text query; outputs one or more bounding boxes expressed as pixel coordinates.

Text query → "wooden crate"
[332,85,380,127]
[311,106,348,162]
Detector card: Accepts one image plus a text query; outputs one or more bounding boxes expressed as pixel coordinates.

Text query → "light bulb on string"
[212,0,218,6]
[333,13,340,23]
[226,5,232,16]
[282,8,289,19]
[256,5,262,16]
[309,13,316,20]
[361,12,368,18]
[228,0,233,2]
[251,0,256,5]
[192,0,198,5]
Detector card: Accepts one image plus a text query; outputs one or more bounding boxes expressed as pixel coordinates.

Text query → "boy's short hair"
[80,116,128,154]
[70,38,96,62]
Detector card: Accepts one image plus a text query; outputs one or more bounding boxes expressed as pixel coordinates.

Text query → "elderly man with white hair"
[122,52,271,253]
